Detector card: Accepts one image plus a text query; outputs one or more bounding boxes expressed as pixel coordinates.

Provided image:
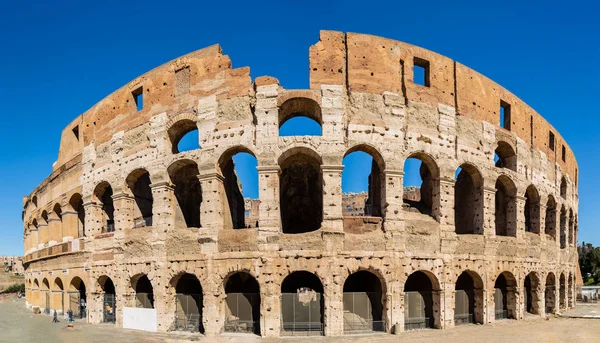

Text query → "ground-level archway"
[404,271,440,330]
[99,276,116,323]
[172,273,204,333]
[494,272,517,320]
[545,273,556,314]
[524,272,541,315]
[280,271,324,336]
[559,273,566,310]
[68,277,87,319]
[343,270,385,334]
[454,271,484,325]
[224,272,261,335]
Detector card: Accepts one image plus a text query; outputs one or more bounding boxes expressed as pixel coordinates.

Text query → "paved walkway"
[561,303,600,318]
[3,297,600,343]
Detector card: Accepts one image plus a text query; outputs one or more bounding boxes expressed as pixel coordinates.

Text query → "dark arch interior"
[101,277,116,323]
[102,277,115,294]
[524,274,535,314]
[224,272,261,334]
[560,177,567,198]
[495,178,516,237]
[404,271,435,330]
[96,184,115,233]
[559,274,566,308]
[560,207,567,249]
[170,162,202,228]
[69,194,86,237]
[128,171,153,228]
[135,275,155,308]
[343,271,384,332]
[281,271,324,335]
[545,197,557,237]
[70,277,87,319]
[494,273,516,320]
[494,142,517,171]
[454,165,483,234]
[174,273,204,333]
[545,273,556,314]
[455,272,479,325]
[524,186,540,234]
[280,152,322,234]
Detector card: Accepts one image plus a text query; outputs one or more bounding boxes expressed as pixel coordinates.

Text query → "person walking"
[52,309,58,323]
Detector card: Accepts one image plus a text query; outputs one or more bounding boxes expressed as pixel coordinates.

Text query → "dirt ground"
[2,297,599,343]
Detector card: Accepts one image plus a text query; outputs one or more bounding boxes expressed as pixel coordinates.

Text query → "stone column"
[197,172,224,255]
[324,273,344,336]
[84,201,102,237]
[150,181,176,240]
[483,187,496,237]
[515,195,526,239]
[439,179,457,253]
[321,165,344,253]
[383,170,404,251]
[257,166,280,251]
[61,211,79,241]
[201,279,221,337]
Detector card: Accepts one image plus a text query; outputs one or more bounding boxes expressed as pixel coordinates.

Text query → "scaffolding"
[281,292,323,336]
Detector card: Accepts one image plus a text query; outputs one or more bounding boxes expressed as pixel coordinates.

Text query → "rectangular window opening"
[562,145,566,162]
[413,57,430,87]
[72,125,79,141]
[549,131,555,151]
[500,100,511,130]
[132,87,143,111]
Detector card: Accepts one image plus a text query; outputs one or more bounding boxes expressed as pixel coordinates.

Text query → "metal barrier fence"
[103,294,116,323]
[174,293,203,332]
[454,289,475,325]
[494,288,508,320]
[404,291,433,330]
[224,293,259,334]
[343,292,384,333]
[281,292,323,336]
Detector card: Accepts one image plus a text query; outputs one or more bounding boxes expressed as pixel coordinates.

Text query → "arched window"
[279,148,322,234]
[495,176,517,237]
[568,209,574,246]
[494,272,517,320]
[454,271,484,325]
[342,146,384,218]
[545,273,556,314]
[559,273,566,309]
[560,177,567,199]
[126,169,153,228]
[99,276,116,323]
[218,148,259,229]
[172,273,204,333]
[278,97,322,136]
[168,160,202,229]
[133,274,154,308]
[224,272,261,335]
[69,194,85,237]
[524,272,541,315]
[545,196,557,238]
[343,271,384,333]
[560,206,567,249]
[494,141,517,172]
[69,277,87,319]
[524,185,540,234]
[404,271,440,330]
[94,182,115,233]
[281,271,324,336]
[403,153,440,219]
[168,118,200,153]
[454,164,484,234]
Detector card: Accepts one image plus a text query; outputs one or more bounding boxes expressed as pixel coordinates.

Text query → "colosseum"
[22,31,579,337]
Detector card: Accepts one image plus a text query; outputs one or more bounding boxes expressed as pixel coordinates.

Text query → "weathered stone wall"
[22,31,579,338]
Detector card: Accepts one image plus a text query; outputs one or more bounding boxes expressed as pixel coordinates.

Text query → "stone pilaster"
[112,192,134,235]
[257,166,280,251]
[321,165,344,252]
[383,170,404,251]
[38,223,49,247]
[83,201,102,237]
[47,217,61,245]
[483,187,496,237]
[515,195,526,239]
[321,85,345,143]
[150,181,176,241]
[61,211,79,240]
[323,273,343,336]
[197,172,224,255]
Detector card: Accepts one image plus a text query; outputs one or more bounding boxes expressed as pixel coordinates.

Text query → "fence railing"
[224,293,259,334]
[281,292,323,336]
[343,292,385,334]
[103,294,116,323]
[174,293,203,333]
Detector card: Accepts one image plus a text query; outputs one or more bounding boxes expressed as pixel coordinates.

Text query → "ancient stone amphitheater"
[22,31,579,337]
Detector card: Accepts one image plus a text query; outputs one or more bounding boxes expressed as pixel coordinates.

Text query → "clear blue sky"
[1,1,598,256]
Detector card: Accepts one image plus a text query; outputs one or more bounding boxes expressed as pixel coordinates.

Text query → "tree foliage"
[579,242,600,285]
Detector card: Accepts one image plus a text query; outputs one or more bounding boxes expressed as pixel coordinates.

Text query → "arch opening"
[568,210,574,247]
[495,176,517,237]
[403,154,440,219]
[127,170,154,228]
[169,119,200,154]
[568,273,574,308]
[278,97,322,136]
[560,206,567,249]
[343,270,384,333]
[133,275,154,309]
[524,186,541,234]
[224,272,261,335]
[69,194,86,237]
[559,273,566,310]
[454,164,484,234]
[342,147,384,219]
[281,271,324,336]
[94,182,115,233]
[545,196,557,238]
[494,142,517,172]
[279,149,322,234]
[173,273,204,333]
[560,177,567,199]
[99,276,116,324]
[404,271,439,330]
[53,277,65,315]
[524,272,540,315]
[168,160,202,229]
[68,277,87,319]
[545,273,556,314]
[454,271,484,325]
[494,272,517,320]
[219,150,259,229]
